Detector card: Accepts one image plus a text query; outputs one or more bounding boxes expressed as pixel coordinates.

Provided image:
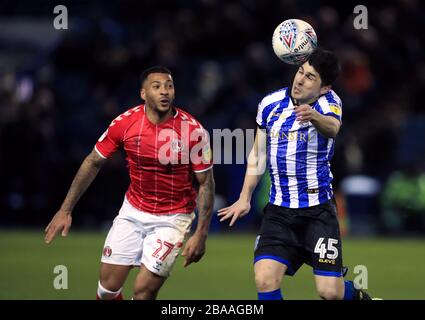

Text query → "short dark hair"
[140,66,172,87]
[307,48,341,86]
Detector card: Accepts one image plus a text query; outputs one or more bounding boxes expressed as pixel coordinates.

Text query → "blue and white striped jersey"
[256,87,342,209]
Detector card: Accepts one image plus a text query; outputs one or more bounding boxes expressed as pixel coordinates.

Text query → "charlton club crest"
[103,246,112,257]
[171,139,184,153]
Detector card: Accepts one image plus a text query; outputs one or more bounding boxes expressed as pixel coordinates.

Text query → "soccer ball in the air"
[272,19,318,65]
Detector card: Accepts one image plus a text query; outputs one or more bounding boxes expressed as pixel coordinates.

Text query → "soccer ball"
[272,19,318,65]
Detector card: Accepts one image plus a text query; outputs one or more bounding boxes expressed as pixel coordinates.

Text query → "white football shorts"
[101,197,195,277]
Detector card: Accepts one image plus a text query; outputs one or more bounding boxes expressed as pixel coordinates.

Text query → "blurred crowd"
[1,0,425,234]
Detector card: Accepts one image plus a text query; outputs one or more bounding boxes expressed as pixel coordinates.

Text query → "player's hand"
[217,199,251,226]
[44,210,72,244]
[181,233,206,268]
[294,104,318,124]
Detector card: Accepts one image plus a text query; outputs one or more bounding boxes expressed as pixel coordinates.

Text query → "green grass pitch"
[0,230,424,299]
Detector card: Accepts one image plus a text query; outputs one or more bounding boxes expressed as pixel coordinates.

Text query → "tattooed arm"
[44,149,107,244]
[181,168,215,267]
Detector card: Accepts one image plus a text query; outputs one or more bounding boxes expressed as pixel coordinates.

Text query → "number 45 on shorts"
[314,237,339,259]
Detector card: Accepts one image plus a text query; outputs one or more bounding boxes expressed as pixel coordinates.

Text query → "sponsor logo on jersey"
[329,104,341,116]
[318,258,336,265]
[103,246,112,257]
[269,129,311,142]
[171,139,184,152]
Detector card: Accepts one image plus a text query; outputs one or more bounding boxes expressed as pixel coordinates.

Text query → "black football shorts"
[254,200,344,277]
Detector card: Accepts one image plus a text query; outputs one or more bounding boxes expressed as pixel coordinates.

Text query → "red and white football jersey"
[95,105,212,215]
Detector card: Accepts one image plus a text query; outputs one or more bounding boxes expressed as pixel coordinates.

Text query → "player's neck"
[145,105,174,125]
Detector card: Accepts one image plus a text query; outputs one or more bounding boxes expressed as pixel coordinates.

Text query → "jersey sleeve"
[256,99,267,129]
[189,123,213,173]
[256,89,287,129]
[95,117,126,159]
[317,91,343,122]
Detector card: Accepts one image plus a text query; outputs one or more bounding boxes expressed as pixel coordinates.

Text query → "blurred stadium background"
[1,0,424,299]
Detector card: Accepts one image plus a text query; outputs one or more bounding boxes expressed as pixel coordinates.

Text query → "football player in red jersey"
[44,66,215,300]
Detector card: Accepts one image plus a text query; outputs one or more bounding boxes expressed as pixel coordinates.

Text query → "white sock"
[97,281,122,300]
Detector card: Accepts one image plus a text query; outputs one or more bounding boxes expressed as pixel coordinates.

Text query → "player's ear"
[320,85,331,95]
[140,88,146,101]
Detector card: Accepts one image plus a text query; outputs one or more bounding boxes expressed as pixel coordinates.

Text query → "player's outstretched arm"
[182,168,215,267]
[218,128,267,226]
[44,148,107,244]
